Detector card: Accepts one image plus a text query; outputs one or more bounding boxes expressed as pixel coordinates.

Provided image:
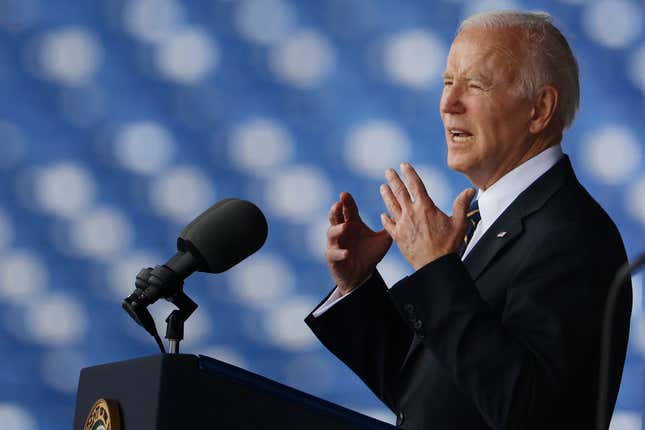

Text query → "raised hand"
[379,162,475,270]
[325,192,393,296]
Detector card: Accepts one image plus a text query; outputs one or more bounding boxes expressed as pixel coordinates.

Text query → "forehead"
[445,27,524,80]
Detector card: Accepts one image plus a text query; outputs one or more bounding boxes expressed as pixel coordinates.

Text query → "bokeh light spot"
[263,297,319,351]
[123,0,184,43]
[306,217,330,261]
[38,27,103,86]
[227,254,295,307]
[114,121,175,175]
[22,294,88,345]
[68,207,133,260]
[234,0,296,45]
[415,164,453,212]
[625,176,645,224]
[377,255,410,288]
[383,29,446,89]
[155,28,218,84]
[610,411,641,430]
[270,30,336,88]
[581,125,641,185]
[228,118,294,174]
[106,251,164,298]
[0,404,36,430]
[583,0,642,49]
[265,165,332,222]
[344,120,411,180]
[40,349,87,393]
[0,251,48,304]
[33,162,96,218]
[149,166,216,223]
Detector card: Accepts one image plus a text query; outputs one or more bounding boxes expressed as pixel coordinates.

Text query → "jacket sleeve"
[305,271,415,412]
[387,226,631,429]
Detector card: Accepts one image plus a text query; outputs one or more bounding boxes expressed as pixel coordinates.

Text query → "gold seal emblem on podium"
[83,398,121,430]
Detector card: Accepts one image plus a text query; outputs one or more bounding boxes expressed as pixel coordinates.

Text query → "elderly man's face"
[440,27,535,189]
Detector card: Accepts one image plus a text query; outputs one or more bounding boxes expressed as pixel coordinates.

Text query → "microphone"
[178,198,269,274]
[122,198,268,337]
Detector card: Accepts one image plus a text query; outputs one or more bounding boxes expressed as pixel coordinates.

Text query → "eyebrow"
[442,72,492,84]
[466,74,491,83]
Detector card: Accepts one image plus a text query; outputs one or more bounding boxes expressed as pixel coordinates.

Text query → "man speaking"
[305,11,632,430]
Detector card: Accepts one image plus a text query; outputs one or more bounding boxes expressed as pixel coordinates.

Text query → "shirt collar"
[476,145,564,230]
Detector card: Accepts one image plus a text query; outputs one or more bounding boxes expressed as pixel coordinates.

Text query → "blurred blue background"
[0,0,642,428]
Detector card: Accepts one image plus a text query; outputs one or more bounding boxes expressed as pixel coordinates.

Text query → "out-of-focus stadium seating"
[0,0,642,428]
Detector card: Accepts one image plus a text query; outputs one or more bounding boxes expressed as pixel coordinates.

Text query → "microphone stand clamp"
[122,265,198,354]
[165,290,198,354]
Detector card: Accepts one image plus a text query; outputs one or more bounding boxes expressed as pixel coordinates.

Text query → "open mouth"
[449,129,474,143]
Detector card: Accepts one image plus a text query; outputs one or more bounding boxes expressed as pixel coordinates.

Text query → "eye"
[469,83,482,90]
[443,80,453,86]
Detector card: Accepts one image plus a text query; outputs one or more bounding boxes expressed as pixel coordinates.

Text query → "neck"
[477,132,562,190]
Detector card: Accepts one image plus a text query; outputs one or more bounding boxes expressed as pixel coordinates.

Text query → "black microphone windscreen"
[178,199,268,273]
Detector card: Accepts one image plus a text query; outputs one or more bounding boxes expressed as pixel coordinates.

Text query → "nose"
[440,84,465,115]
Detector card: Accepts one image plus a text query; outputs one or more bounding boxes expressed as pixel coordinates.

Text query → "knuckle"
[327,230,340,243]
[331,223,345,234]
[325,248,338,259]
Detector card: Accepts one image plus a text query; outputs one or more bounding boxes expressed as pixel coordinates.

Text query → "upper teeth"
[450,129,473,141]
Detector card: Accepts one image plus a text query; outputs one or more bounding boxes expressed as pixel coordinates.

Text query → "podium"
[74,354,396,429]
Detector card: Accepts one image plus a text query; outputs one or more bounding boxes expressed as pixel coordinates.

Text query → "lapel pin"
[497,231,507,238]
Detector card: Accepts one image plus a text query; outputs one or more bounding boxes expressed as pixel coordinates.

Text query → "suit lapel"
[462,216,523,281]
[399,155,576,369]
[463,155,574,280]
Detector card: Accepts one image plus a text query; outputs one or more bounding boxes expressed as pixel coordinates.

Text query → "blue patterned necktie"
[459,199,481,257]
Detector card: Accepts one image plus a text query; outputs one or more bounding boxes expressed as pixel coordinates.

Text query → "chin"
[447,152,469,174]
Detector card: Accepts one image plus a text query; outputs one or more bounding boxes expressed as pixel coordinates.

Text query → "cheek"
[468,106,497,141]
[471,98,517,141]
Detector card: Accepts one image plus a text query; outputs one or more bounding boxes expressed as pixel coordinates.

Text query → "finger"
[340,192,360,222]
[452,188,477,222]
[380,213,396,237]
[327,223,347,246]
[400,162,431,204]
[328,201,344,225]
[325,247,349,262]
[379,184,402,219]
[385,168,412,208]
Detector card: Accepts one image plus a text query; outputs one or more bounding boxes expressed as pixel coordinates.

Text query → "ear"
[528,85,559,134]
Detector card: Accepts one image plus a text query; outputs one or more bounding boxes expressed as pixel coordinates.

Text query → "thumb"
[375,221,394,253]
[452,188,476,222]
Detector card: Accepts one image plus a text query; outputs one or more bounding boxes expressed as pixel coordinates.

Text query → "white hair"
[459,11,580,130]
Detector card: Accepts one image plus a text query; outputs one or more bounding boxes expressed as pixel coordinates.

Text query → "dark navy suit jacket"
[306,156,631,429]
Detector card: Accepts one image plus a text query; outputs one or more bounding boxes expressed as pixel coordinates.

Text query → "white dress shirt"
[462,144,563,258]
[313,145,564,317]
